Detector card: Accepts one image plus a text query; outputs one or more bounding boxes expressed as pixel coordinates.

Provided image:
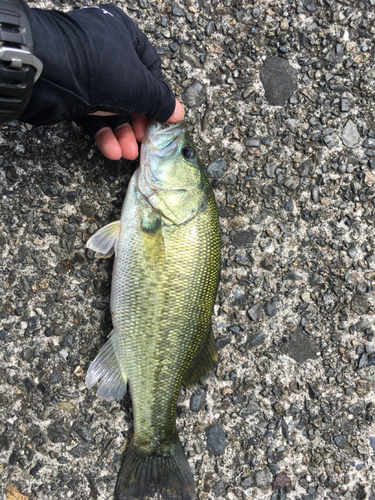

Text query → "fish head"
[138,121,207,225]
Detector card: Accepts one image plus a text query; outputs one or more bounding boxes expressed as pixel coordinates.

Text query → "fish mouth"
[138,121,188,203]
[141,121,187,159]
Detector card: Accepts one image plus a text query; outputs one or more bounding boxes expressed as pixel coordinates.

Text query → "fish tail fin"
[115,437,195,500]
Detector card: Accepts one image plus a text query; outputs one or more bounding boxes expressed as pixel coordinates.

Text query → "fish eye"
[182,146,195,160]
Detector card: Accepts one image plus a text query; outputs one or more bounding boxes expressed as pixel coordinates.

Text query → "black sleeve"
[19,2,175,127]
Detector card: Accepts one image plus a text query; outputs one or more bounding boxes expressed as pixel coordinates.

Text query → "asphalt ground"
[0,0,374,499]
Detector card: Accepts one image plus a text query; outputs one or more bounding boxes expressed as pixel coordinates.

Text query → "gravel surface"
[1,0,375,499]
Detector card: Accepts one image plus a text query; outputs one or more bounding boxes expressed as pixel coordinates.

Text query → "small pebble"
[206,425,226,456]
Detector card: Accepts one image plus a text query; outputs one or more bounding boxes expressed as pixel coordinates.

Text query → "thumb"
[126,23,177,122]
[136,69,176,123]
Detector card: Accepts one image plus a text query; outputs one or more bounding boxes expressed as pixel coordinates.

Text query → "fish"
[85,121,221,500]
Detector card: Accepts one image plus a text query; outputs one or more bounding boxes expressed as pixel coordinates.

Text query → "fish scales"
[86,121,220,500]
[113,174,219,444]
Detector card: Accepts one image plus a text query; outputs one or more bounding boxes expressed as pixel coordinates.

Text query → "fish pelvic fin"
[85,331,127,401]
[183,327,218,388]
[115,437,195,500]
[86,220,121,258]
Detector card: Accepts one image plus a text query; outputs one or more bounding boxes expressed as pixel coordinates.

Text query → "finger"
[166,100,185,123]
[131,99,185,144]
[131,113,149,143]
[89,111,117,117]
[114,123,139,160]
[128,27,177,121]
[75,116,111,140]
[99,116,139,157]
[106,115,131,131]
[122,41,176,123]
[94,127,122,161]
[139,73,176,123]
[125,18,163,78]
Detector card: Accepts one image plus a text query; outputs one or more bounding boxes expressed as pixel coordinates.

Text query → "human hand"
[19,2,185,160]
[92,100,184,161]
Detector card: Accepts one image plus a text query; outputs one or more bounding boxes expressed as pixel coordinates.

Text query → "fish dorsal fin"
[85,330,128,401]
[148,188,205,225]
[86,220,121,258]
[184,327,218,388]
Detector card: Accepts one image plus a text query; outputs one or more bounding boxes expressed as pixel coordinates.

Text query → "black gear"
[19,1,175,137]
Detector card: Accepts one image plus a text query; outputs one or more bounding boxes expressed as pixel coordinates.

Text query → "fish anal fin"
[86,220,121,259]
[85,330,127,401]
[184,327,218,388]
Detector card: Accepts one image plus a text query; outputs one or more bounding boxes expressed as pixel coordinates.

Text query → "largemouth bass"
[85,121,221,500]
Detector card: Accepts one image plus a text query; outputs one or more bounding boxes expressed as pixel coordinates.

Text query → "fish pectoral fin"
[85,330,128,401]
[183,327,218,388]
[86,220,121,259]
